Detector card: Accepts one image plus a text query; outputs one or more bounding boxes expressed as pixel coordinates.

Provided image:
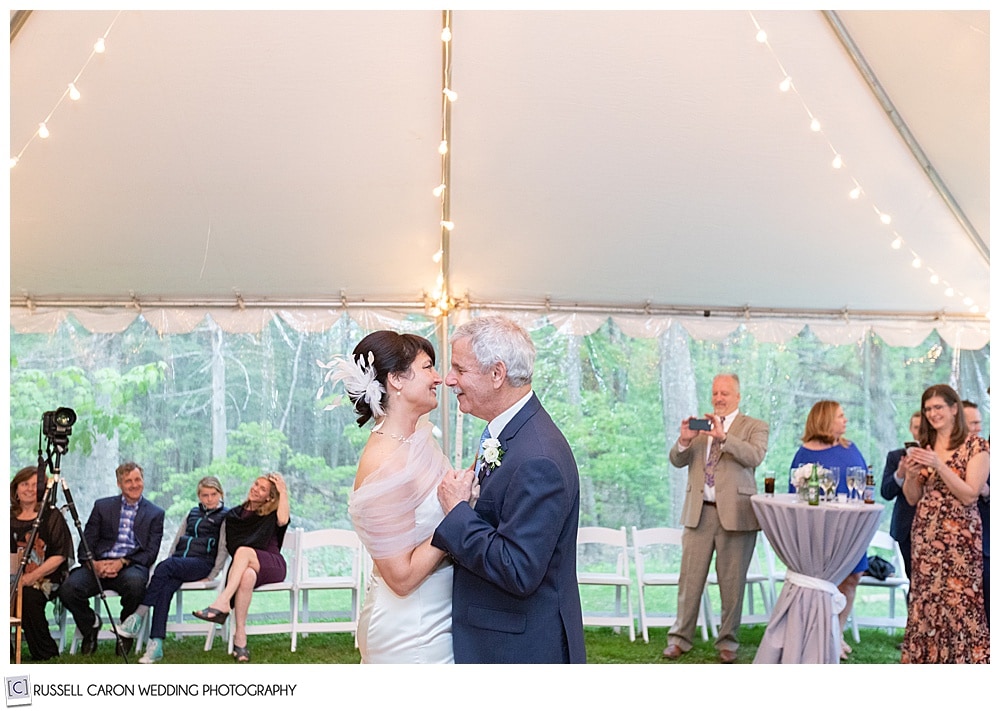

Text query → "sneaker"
[118,612,145,639]
[138,638,163,664]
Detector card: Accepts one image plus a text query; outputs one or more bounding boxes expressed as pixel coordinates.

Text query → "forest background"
[9,313,989,562]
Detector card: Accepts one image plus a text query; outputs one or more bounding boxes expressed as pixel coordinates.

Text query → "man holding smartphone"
[880,412,922,579]
[663,373,769,663]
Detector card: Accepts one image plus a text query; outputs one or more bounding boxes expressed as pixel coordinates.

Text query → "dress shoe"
[662,644,684,660]
[80,625,100,655]
[718,648,738,664]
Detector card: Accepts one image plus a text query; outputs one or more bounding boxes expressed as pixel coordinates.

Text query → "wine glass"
[828,467,841,502]
[846,466,864,504]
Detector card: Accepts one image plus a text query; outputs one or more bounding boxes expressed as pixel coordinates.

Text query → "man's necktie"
[477,425,490,483]
[705,436,722,488]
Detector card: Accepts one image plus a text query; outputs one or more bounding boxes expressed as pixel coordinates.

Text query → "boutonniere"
[481,437,504,474]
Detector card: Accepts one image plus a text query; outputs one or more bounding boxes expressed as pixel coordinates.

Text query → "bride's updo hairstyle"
[351,331,436,427]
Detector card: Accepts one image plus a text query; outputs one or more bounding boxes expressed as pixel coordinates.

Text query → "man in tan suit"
[663,373,769,663]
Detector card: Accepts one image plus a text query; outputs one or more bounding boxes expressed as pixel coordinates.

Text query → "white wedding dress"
[357,490,453,664]
[349,421,454,664]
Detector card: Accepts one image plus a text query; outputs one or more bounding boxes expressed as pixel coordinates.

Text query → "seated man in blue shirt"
[58,462,165,655]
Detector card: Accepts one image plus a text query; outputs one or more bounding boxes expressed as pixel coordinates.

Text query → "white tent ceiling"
[7,9,991,343]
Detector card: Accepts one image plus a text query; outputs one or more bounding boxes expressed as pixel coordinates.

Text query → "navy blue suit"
[59,495,165,631]
[433,394,586,663]
[880,448,915,579]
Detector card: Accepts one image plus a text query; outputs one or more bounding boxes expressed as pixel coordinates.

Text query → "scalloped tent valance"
[9,306,990,351]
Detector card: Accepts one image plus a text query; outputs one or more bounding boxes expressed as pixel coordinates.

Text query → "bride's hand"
[438,468,475,514]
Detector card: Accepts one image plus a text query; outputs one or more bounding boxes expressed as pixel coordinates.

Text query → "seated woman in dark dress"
[193,472,290,662]
[10,466,73,661]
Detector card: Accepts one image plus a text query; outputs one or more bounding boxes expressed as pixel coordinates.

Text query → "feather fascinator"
[316,351,386,418]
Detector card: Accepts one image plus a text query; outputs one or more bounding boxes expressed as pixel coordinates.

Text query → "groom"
[433,315,586,663]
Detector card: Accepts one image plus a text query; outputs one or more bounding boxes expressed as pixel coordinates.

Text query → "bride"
[320,330,470,663]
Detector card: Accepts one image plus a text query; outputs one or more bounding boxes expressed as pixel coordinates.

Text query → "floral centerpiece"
[790,463,829,493]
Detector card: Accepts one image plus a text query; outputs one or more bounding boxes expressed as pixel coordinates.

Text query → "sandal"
[233,644,250,663]
[192,607,229,625]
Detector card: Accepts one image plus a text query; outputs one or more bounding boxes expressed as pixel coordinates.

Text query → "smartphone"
[904,441,919,450]
[689,418,712,431]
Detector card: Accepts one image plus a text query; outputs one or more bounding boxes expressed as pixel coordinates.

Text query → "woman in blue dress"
[788,400,867,660]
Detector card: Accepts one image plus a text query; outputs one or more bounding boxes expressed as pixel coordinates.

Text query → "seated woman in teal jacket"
[118,476,229,663]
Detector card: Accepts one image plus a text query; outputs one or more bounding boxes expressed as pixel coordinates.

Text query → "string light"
[443,88,458,102]
[11,11,122,169]
[749,10,980,314]
[438,140,449,155]
[432,183,446,197]
[440,220,454,231]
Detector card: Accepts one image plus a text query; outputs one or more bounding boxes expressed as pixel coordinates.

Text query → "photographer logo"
[5,676,31,707]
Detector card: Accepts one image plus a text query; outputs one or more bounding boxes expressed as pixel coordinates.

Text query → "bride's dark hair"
[351,331,436,426]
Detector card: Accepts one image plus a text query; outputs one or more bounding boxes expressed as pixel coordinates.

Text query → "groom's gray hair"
[452,315,535,387]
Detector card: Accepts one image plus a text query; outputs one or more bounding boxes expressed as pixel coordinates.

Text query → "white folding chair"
[705,531,775,625]
[576,526,635,641]
[165,577,224,650]
[631,526,714,643]
[69,590,148,653]
[225,527,301,653]
[848,530,909,641]
[293,528,365,650]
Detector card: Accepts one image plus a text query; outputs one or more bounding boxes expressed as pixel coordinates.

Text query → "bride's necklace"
[372,429,414,444]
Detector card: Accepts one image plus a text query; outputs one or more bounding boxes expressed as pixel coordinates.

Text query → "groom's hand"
[438,468,475,513]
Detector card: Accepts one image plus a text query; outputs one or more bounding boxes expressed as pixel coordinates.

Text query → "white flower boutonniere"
[481,437,504,473]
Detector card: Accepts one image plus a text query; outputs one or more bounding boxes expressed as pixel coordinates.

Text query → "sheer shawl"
[349,420,449,559]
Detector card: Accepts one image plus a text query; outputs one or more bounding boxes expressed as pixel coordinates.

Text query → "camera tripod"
[10,428,132,663]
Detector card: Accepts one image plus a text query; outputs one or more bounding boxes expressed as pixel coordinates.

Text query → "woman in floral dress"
[900,384,989,663]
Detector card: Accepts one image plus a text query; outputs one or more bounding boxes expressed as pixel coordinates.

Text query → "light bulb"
[963,297,974,306]
[432,250,443,263]
[929,274,940,285]
[970,305,980,314]
[10,156,18,168]
[440,220,454,231]
[944,287,955,297]
[831,154,843,169]
[880,213,891,225]
[94,37,106,53]
[443,88,458,102]
[890,237,902,250]
[441,27,452,42]
[68,83,81,101]
[779,77,792,92]
[438,140,448,155]
[756,29,767,43]
[432,183,446,197]
[37,123,49,139]
[911,257,921,268]
[849,186,862,200]
[810,118,821,132]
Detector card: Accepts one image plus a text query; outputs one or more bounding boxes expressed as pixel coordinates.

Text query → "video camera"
[42,406,76,451]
